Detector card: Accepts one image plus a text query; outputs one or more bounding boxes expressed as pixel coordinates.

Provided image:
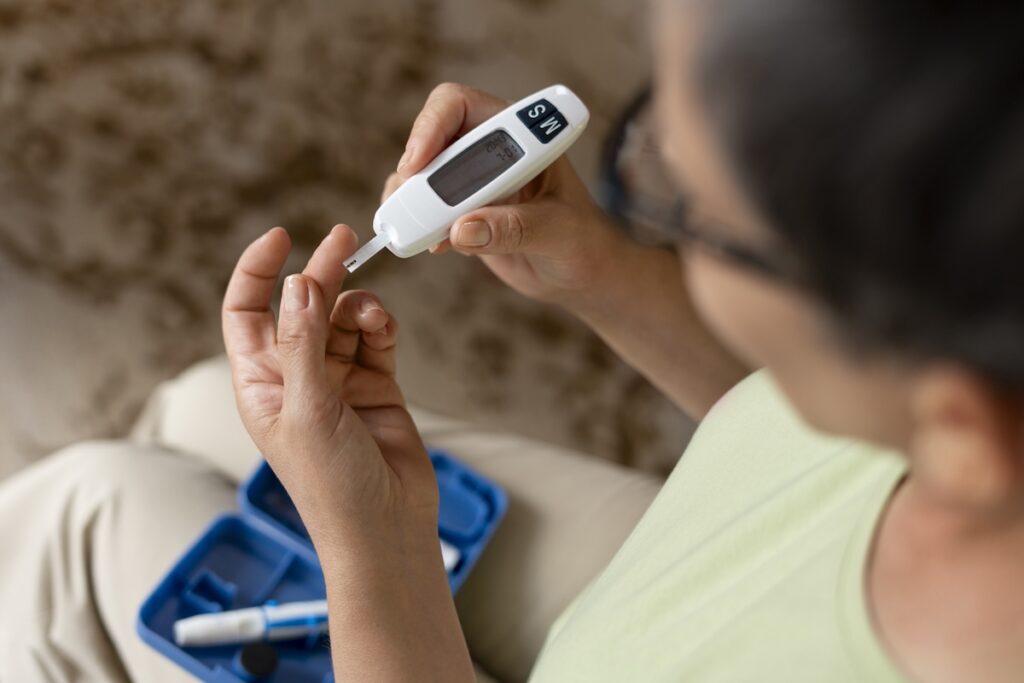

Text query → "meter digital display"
[428,129,524,206]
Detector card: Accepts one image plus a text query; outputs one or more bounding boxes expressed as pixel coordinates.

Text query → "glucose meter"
[344,84,590,272]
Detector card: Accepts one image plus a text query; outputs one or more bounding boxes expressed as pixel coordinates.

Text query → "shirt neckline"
[836,450,911,683]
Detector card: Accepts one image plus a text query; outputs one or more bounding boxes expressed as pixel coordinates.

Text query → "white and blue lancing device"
[343,84,590,272]
[173,540,463,647]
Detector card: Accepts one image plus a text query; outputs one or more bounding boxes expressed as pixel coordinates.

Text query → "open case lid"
[137,448,507,683]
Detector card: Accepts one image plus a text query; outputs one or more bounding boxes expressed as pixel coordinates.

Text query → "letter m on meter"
[530,110,569,144]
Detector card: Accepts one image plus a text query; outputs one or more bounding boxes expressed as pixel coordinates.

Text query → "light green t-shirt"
[529,370,910,682]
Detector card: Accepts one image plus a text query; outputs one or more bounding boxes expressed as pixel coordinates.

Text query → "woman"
[3,0,1022,680]
[223,0,1024,678]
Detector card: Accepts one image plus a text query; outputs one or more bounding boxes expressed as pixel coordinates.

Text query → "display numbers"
[428,129,525,206]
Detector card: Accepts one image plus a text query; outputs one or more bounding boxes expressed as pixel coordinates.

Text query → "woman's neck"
[868,476,1024,683]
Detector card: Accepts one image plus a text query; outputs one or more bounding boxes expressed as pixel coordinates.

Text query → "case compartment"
[138,448,506,681]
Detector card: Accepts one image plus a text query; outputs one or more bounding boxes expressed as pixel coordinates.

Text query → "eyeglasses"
[598,86,803,282]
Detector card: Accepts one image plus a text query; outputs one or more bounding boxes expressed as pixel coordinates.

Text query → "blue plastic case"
[137,449,507,683]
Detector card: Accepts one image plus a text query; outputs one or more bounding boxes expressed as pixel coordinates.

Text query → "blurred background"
[0,0,694,482]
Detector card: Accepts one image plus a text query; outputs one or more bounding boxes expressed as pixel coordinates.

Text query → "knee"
[170,355,232,392]
[29,440,234,553]
[162,355,234,415]
[39,440,214,509]
[47,440,158,486]
[137,355,253,480]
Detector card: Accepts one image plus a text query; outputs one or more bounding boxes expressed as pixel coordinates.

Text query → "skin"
[222,3,1024,680]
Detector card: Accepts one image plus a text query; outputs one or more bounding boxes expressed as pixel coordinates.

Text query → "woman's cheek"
[683,250,783,369]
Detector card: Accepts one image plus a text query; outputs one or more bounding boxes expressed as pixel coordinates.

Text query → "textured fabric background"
[0,0,695,482]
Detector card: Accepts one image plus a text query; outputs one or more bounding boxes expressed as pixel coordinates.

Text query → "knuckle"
[431,81,464,100]
[341,288,367,309]
[277,326,306,354]
[381,172,403,201]
[411,110,442,139]
[503,210,528,250]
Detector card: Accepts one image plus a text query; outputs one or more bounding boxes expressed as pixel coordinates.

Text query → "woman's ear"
[909,368,1024,511]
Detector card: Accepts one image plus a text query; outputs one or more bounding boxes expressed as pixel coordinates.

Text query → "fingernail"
[454,221,490,247]
[360,297,383,315]
[397,144,416,173]
[284,275,308,312]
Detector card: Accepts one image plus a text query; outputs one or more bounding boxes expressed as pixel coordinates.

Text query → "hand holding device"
[382,83,631,312]
[346,84,590,272]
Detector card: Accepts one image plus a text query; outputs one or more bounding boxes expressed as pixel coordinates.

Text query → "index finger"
[222,227,291,358]
[397,83,509,179]
[300,224,358,309]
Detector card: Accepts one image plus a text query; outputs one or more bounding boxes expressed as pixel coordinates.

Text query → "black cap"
[237,642,278,679]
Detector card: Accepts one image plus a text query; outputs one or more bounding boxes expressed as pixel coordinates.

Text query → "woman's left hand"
[221,224,438,551]
[222,225,475,682]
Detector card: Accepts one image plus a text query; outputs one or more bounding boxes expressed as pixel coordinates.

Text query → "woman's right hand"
[385,83,629,312]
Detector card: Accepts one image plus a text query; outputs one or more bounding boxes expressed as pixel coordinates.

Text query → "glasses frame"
[598,85,803,282]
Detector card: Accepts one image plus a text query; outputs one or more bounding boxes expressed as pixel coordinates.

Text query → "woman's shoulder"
[689,368,857,471]
[643,368,904,543]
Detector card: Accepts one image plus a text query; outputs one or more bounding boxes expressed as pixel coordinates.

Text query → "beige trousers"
[0,357,662,683]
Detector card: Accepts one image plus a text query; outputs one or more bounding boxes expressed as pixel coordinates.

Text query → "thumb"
[277,274,331,406]
[449,202,572,255]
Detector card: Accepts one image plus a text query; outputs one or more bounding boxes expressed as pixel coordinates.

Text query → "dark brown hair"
[697,0,1024,389]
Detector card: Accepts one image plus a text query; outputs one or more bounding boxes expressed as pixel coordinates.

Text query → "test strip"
[440,539,461,572]
[343,232,391,273]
